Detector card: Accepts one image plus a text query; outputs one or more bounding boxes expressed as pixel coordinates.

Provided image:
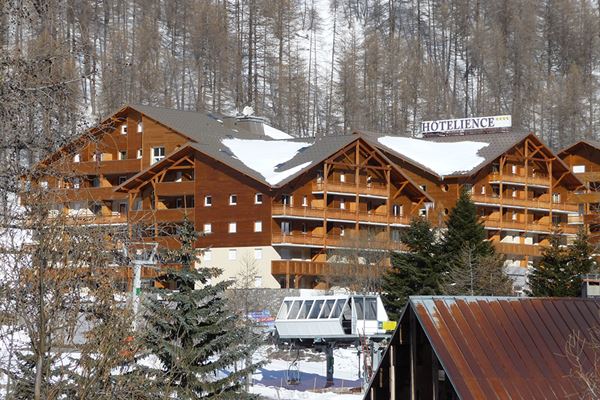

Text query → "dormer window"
[121,125,127,135]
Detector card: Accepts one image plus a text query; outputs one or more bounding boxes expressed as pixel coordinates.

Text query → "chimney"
[222,115,270,137]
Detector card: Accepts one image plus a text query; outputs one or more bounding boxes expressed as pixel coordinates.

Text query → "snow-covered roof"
[377,136,489,176]
[221,138,313,185]
[262,124,294,140]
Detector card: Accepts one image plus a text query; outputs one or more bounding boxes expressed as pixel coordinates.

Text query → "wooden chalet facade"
[558,139,600,247]
[28,105,583,291]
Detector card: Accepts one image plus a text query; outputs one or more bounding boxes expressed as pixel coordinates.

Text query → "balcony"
[271,259,389,281]
[471,194,578,213]
[129,208,195,223]
[489,172,550,187]
[584,213,600,224]
[51,186,128,202]
[271,204,411,226]
[493,242,545,257]
[271,232,407,251]
[567,214,585,225]
[568,192,600,203]
[68,159,141,175]
[155,181,195,196]
[484,218,580,234]
[48,211,128,225]
[312,182,388,198]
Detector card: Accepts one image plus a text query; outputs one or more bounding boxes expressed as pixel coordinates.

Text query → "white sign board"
[421,115,511,134]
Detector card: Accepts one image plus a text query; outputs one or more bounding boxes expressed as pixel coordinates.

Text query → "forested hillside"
[2,0,600,148]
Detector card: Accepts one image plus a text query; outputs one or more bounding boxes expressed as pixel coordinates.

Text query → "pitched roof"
[558,138,600,157]
[405,296,600,399]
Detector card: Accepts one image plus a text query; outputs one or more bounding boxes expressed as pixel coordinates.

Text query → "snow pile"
[263,124,293,140]
[377,136,489,176]
[222,138,313,185]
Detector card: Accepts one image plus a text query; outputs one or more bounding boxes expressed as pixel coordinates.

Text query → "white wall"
[198,246,281,288]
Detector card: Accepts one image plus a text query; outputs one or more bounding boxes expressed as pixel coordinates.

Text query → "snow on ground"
[377,136,489,176]
[263,124,294,140]
[222,138,313,185]
[251,345,363,400]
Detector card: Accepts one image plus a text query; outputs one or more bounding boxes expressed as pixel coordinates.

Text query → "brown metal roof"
[410,296,600,400]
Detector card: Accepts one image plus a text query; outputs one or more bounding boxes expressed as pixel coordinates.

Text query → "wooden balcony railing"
[493,242,546,257]
[48,211,128,225]
[484,218,580,234]
[471,194,578,212]
[129,208,195,223]
[155,181,195,196]
[489,172,550,187]
[567,214,585,225]
[67,159,141,175]
[568,192,600,203]
[51,187,128,202]
[312,181,388,197]
[271,204,411,226]
[575,171,600,183]
[271,233,407,251]
[271,259,390,280]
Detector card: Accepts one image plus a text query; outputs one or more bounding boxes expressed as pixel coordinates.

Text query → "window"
[392,204,401,216]
[573,165,586,173]
[301,223,307,234]
[511,165,517,174]
[254,276,262,288]
[340,226,345,236]
[203,223,212,234]
[255,193,263,204]
[228,222,237,233]
[40,180,48,189]
[228,249,237,260]
[254,221,262,232]
[92,177,100,188]
[176,198,183,208]
[340,199,345,210]
[229,194,237,205]
[419,208,427,217]
[281,221,291,234]
[302,195,308,207]
[419,184,427,192]
[254,248,262,260]
[552,193,561,203]
[464,184,473,193]
[151,147,165,164]
[204,250,212,261]
[137,149,143,159]
[137,121,143,133]
[481,186,486,195]
[282,194,292,206]
[175,171,182,182]
[93,152,102,162]
[340,174,345,183]
[73,154,80,163]
[119,202,127,215]
[204,195,212,207]
[118,176,127,185]
[119,151,127,160]
[120,125,127,135]
[391,230,401,242]
[73,178,80,189]
[134,198,142,210]
[441,184,449,192]
[512,189,517,198]
[512,211,517,221]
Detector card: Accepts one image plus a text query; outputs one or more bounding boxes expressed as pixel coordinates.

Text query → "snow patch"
[377,136,489,176]
[263,124,294,140]
[222,139,313,185]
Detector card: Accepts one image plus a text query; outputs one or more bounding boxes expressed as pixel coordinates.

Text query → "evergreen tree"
[442,188,494,264]
[441,188,512,296]
[528,229,597,297]
[140,219,260,399]
[382,217,441,319]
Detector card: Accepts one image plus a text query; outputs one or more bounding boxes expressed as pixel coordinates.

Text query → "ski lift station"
[274,294,393,342]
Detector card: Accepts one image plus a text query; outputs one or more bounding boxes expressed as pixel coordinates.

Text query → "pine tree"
[140,219,260,399]
[441,188,512,296]
[442,188,494,263]
[382,217,441,319]
[528,229,597,297]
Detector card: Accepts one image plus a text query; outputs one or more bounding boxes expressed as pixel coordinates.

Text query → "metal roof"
[410,296,600,400]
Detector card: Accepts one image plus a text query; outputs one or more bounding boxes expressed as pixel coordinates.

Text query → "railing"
[48,211,128,225]
[567,214,585,225]
[493,242,545,257]
[312,181,388,197]
[271,204,411,226]
[69,159,141,175]
[50,186,128,202]
[129,208,195,223]
[155,180,195,196]
[484,218,580,234]
[271,233,407,251]
[271,259,390,278]
[471,194,578,212]
[489,172,550,187]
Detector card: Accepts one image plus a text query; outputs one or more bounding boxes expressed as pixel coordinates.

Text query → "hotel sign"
[421,115,511,134]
